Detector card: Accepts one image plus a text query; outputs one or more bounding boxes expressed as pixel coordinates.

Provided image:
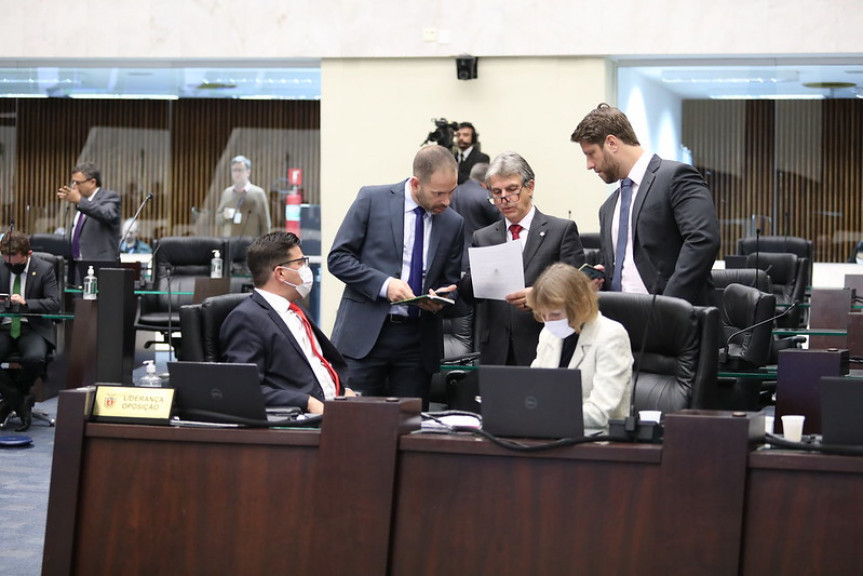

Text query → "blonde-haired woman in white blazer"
[527,263,633,429]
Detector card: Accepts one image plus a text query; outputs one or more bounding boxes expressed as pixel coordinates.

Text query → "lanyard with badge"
[223,191,246,224]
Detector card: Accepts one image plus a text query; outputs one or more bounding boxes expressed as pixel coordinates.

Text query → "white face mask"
[544,317,576,339]
[282,265,314,298]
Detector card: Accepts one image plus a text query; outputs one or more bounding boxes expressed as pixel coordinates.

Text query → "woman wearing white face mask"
[526,263,633,429]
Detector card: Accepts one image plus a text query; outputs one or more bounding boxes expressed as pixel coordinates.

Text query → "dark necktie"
[509,223,523,241]
[71,212,86,259]
[408,206,425,318]
[458,152,464,164]
[611,178,634,292]
[10,273,21,339]
[289,302,341,396]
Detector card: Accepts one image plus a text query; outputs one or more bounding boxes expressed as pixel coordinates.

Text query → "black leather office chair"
[136,237,227,350]
[709,268,771,309]
[428,306,478,410]
[738,235,811,327]
[226,236,255,293]
[598,292,720,414]
[702,283,777,411]
[579,232,603,267]
[177,293,248,362]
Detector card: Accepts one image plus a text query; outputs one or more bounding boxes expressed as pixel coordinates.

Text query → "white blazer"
[531,312,633,429]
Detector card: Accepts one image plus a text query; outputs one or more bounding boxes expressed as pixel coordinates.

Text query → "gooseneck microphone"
[119,193,154,249]
[608,290,663,442]
[719,303,798,366]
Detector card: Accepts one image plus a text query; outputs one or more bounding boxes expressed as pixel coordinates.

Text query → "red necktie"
[289,303,341,396]
[509,223,523,240]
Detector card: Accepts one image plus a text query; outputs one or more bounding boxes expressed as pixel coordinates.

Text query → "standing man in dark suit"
[454,122,490,185]
[221,231,353,413]
[570,103,720,305]
[0,232,60,431]
[328,145,464,407]
[450,162,500,267]
[57,161,122,265]
[460,151,586,366]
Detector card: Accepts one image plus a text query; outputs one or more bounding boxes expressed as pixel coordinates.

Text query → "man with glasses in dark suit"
[459,151,586,366]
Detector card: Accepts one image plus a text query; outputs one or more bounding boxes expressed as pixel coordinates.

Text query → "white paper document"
[468,242,525,300]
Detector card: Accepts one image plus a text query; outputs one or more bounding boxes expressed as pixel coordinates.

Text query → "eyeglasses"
[274,256,310,270]
[488,184,525,204]
[70,178,92,186]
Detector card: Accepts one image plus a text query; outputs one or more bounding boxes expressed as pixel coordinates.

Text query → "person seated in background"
[0,232,60,432]
[527,262,633,429]
[119,218,152,254]
[220,231,354,414]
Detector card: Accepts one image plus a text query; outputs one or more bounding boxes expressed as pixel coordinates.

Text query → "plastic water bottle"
[210,250,223,278]
[83,266,98,300]
[136,360,163,388]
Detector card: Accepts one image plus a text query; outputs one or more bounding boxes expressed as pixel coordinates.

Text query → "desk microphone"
[120,193,154,249]
[608,288,663,443]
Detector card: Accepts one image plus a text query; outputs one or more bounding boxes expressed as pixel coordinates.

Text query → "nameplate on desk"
[92,386,174,425]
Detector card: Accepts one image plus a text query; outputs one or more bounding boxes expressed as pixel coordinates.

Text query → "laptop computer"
[479,365,584,439]
[820,376,863,445]
[168,362,300,425]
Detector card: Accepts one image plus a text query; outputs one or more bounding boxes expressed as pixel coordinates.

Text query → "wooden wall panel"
[3,98,319,241]
[684,99,863,262]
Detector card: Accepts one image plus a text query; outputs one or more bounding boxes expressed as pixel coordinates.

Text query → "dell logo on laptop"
[524,396,538,410]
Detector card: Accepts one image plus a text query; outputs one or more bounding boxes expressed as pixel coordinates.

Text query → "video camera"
[422,118,458,149]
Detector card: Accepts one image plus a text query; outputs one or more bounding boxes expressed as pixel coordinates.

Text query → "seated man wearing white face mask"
[526,263,633,429]
[220,231,354,414]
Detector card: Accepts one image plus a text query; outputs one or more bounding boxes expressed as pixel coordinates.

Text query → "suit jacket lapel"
[252,291,311,370]
[522,209,547,266]
[23,261,40,300]
[568,317,599,369]
[631,154,661,229]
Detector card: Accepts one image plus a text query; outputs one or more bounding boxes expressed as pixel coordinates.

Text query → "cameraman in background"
[454,122,490,184]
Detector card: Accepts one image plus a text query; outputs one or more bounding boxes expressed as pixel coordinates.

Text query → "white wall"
[2,0,861,59]
[618,68,684,162]
[319,56,612,330]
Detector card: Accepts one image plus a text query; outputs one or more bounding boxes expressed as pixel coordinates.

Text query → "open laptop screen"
[479,365,584,439]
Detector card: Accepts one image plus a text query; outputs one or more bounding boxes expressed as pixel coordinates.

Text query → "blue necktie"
[408,206,425,317]
[611,178,634,292]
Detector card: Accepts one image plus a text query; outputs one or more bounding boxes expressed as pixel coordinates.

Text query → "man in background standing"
[454,122,490,185]
[57,161,122,264]
[216,155,272,237]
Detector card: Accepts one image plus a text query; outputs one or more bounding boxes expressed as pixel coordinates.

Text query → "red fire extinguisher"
[285,168,303,236]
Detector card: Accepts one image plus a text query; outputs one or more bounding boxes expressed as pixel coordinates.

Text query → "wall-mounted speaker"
[456,55,478,80]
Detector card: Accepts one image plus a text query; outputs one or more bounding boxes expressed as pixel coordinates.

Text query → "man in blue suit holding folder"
[328,145,464,407]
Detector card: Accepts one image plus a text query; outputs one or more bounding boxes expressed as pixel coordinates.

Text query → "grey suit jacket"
[599,154,720,305]
[460,208,585,366]
[449,180,501,266]
[0,255,60,347]
[328,180,464,372]
[66,188,122,262]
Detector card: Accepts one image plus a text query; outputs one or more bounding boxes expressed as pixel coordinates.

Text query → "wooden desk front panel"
[72,426,320,576]
[741,452,863,575]
[390,440,663,575]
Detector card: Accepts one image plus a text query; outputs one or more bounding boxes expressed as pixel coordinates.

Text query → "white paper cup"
[639,410,662,423]
[764,416,774,435]
[781,415,805,442]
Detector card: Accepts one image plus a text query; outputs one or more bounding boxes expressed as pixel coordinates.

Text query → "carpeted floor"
[0,396,58,576]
